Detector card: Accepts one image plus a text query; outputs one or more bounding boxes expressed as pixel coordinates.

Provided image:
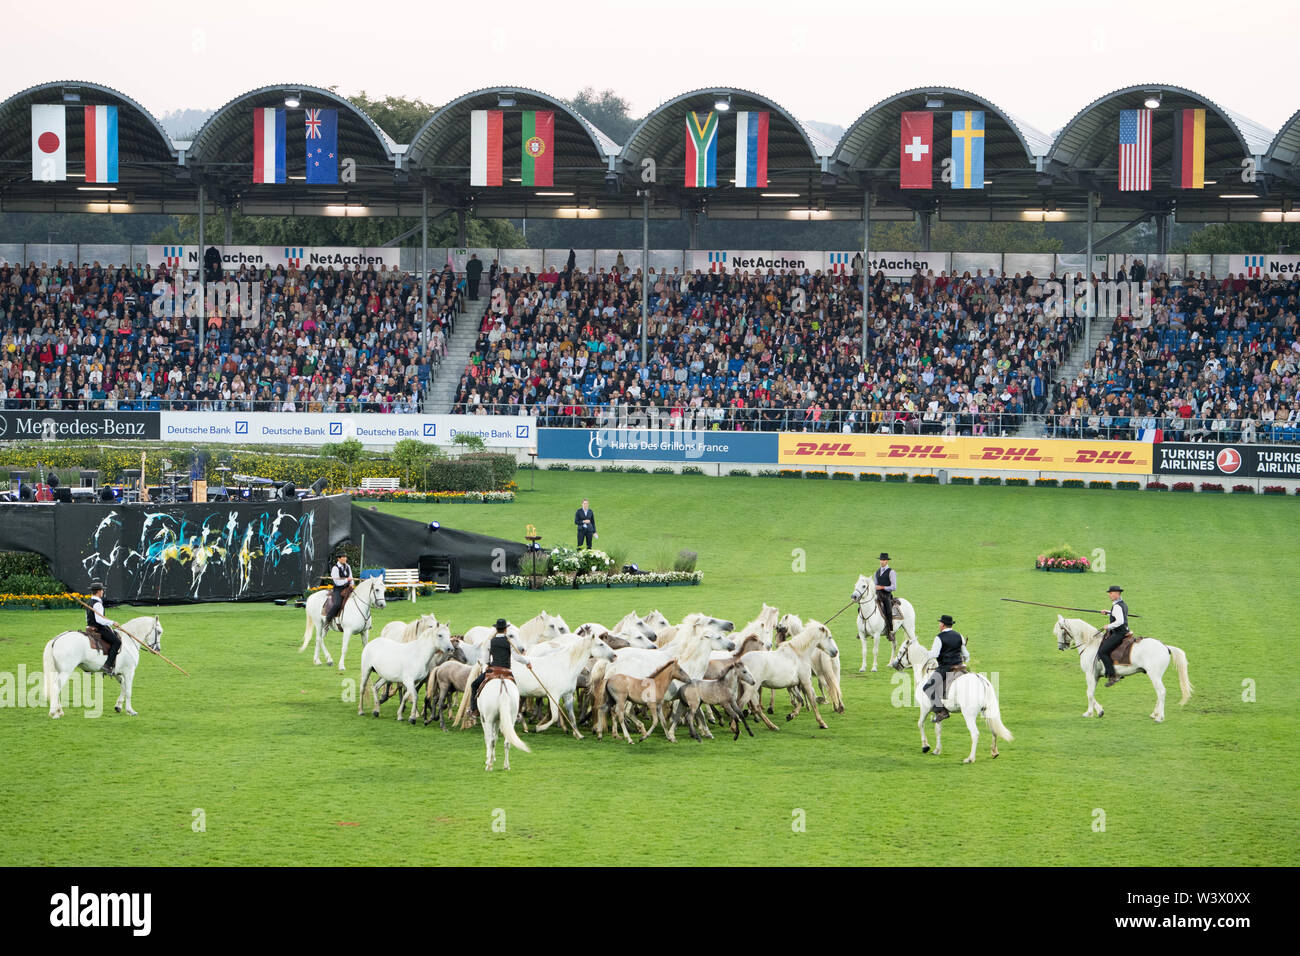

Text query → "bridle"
[341,576,383,630]
[853,580,895,643]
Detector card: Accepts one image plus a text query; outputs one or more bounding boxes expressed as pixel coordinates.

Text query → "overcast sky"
[3,0,1291,138]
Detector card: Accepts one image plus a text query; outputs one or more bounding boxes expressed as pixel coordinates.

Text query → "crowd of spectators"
[1046,269,1300,443]
[0,258,463,412]
[451,264,1081,435]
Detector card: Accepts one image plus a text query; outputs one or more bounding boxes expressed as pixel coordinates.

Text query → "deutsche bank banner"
[0,409,160,442]
[538,427,778,463]
[159,412,534,449]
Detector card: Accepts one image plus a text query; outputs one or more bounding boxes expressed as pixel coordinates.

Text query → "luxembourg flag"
[734,111,769,188]
[84,105,118,183]
[252,108,286,184]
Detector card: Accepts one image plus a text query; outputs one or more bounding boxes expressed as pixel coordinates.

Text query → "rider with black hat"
[326,552,354,623]
[86,581,121,676]
[1098,585,1130,687]
[923,614,969,723]
[469,619,523,716]
[874,552,898,637]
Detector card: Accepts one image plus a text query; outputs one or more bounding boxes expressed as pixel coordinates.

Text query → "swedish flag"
[951,111,985,190]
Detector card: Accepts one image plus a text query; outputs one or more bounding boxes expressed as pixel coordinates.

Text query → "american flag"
[1118,109,1151,191]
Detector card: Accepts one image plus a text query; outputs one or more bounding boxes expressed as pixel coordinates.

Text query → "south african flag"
[685,110,717,188]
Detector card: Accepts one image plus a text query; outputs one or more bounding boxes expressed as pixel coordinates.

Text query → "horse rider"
[469,619,523,717]
[1098,585,1130,688]
[923,614,969,723]
[326,552,354,624]
[86,581,121,677]
[874,552,898,637]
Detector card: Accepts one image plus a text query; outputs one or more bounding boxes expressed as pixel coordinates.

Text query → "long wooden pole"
[1000,597,1140,618]
[823,597,858,627]
[74,597,190,676]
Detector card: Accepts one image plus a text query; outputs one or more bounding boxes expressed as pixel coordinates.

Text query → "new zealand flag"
[305,108,338,184]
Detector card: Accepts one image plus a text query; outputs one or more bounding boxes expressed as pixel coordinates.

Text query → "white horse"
[478,674,531,771]
[298,575,387,672]
[738,621,840,730]
[42,617,163,719]
[379,613,439,643]
[1053,616,1193,722]
[889,634,1012,762]
[851,574,917,672]
[359,624,454,723]
[514,631,617,738]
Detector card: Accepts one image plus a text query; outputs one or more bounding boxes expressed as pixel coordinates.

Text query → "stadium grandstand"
[2,80,1300,439]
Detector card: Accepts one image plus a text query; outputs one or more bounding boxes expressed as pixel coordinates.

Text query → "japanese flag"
[32,105,67,182]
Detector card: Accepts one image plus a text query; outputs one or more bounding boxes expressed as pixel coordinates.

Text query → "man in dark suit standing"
[466,254,483,300]
[575,498,597,549]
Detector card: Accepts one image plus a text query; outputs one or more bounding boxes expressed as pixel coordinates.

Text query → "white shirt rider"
[1108,598,1126,631]
[331,560,354,588]
[928,627,970,664]
[91,596,116,629]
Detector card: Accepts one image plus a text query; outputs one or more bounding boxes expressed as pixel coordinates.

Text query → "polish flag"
[900,112,933,190]
[31,105,66,182]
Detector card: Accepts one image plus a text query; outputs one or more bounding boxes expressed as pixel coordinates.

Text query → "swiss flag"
[900,111,932,190]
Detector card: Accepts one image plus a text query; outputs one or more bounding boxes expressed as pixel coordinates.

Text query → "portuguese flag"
[1172,108,1205,189]
[521,110,554,187]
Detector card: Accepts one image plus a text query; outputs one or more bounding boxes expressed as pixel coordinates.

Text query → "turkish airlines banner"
[1153,442,1300,480]
[777,435,1153,475]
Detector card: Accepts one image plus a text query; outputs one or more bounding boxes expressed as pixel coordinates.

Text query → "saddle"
[875,595,902,616]
[83,628,112,655]
[1110,632,1142,667]
[483,666,514,684]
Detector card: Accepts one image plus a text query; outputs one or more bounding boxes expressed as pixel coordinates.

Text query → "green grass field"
[1,472,1296,866]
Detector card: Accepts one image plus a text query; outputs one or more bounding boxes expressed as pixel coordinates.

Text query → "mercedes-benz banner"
[0,409,160,442]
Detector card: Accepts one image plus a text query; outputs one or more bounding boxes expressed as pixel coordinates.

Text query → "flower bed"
[1199,482,1225,493]
[757,470,780,477]
[978,476,1002,485]
[625,465,648,474]
[1036,545,1091,573]
[1171,482,1194,492]
[1061,478,1085,488]
[599,465,625,473]
[572,464,597,472]
[1232,484,1254,494]
[912,474,939,484]
[1035,478,1059,487]
[951,476,975,485]
[653,466,675,475]
[500,571,702,589]
[1089,481,1113,489]
[681,465,705,476]
[806,471,829,480]
[546,462,570,471]
[0,590,89,610]
[729,469,752,477]
[1263,485,1286,495]
[885,473,908,483]
[1117,480,1141,490]
[1146,481,1168,491]
[831,472,856,480]
[1005,477,1029,486]
[779,469,804,479]
[863,473,883,482]
[350,489,515,503]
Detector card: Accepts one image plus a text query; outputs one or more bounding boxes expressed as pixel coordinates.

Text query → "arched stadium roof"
[0,79,1298,224]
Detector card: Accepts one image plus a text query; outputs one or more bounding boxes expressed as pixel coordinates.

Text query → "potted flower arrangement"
[1035,545,1091,573]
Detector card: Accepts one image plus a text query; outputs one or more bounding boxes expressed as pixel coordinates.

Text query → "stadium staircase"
[1014,318,1114,437]
[423,301,487,413]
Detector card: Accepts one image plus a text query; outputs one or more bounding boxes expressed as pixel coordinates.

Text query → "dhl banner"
[778,435,1153,475]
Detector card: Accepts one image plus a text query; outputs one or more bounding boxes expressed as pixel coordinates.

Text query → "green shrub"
[978,476,1001,485]
[604,542,629,571]
[518,551,548,576]
[391,439,443,487]
[546,462,571,471]
[1005,477,1029,486]
[912,474,939,484]
[673,549,699,572]
[681,465,704,475]
[757,470,780,477]
[1035,478,1059,487]
[951,476,974,485]
[421,459,494,492]
[573,464,597,472]
[0,572,68,596]
[831,472,856,480]
[459,453,518,489]
[863,473,883,482]
[320,437,364,464]
[885,473,908,482]
[0,551,50,578]
[626,465,648,474]
[601,465,625,473]
[779,469,804,479]
[452,433,487,452]
[1061,478,1086,488]
[1089,481,1113,489]
[651,544,675,572]
[729,469,751,477]
[653,466,675,475]
[806,471,829,480]
[1117,481,1141,490]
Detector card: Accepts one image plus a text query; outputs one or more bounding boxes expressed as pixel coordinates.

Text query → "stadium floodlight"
[498,92,517,108]
[284,90,301,108]
[924,94,944,109]
[761,192,800,198]
[1143,92,1161,109]
[714,93,731,112]
[61,88,81,103]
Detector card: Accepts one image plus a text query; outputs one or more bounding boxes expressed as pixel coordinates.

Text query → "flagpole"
[641,190,649,367]
[1085,190,1095,360]
[197,184,205,355]
[860,189,870,364]
[421,185,429,370]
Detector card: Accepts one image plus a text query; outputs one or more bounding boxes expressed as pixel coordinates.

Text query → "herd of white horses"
[39,569,1194,772]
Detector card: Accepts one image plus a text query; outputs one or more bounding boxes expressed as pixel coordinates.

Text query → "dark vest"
[86,601,101,629]
[333,561,350,582]
[489,633,513,669]
[937,629,964,669]
[1110,600,1130,634]
[875,566,892,588]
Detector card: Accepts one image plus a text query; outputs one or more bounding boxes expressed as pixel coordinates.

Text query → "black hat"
[879,552,890,561]
[1107,585,1123,593]
[495,618,508,631]
[89,580,104,591]
[938,614,955,626]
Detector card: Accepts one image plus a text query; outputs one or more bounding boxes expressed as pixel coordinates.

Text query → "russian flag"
[252,108,286,184]
[734,111,769,188]
[84,105,118,183]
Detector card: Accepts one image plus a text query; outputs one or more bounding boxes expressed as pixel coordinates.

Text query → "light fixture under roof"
[924,94,944,109]
[498,92,517,108]
[284,90,301,108]
[62,88,81,103]
[761,192,800,198]
[714,93,731,112]
[1143,91,1161,109]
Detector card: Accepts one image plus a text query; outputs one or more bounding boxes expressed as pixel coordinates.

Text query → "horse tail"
[299,602,315,652]
[983,680,1013,741]
[1168,645,1193,706]
[42,637,58,707]
[499,685,531,754]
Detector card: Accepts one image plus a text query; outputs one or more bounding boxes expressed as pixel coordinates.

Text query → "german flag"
[1172,108,1205,189]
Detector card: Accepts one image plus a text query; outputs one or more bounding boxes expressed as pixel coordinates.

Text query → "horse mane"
[787,622,827,652]
[648,658,678,678]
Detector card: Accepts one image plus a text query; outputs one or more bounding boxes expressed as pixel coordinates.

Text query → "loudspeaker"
[18,484,34,502]
[52,486,73,503]
[310,477,328,496]
[279,482,297,500]
[99,486,117,503]
[47,473,60,489]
